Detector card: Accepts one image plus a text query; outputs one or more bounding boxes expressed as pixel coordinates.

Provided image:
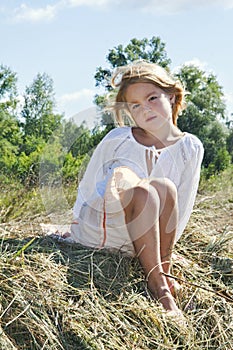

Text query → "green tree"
[95,37,171,92]
[0,64,18,111]
[16,73,64,184]
[21,73,62,145]
[226,127,233,162]
[61,120,93,157]
[177,65,225,127]
[176,64,230,175]
[0,65,22,177]
[0,112,22,173]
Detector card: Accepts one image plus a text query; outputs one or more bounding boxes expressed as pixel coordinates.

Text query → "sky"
[1,0,233,127]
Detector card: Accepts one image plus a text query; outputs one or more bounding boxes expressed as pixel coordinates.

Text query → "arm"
[73,127,128,218]
[73,136,108,218]
[176,139,204,241]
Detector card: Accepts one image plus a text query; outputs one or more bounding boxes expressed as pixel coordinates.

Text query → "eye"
[149,95,157,102]
[131,103,140,110]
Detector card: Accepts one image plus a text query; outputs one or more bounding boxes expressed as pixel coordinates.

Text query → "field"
[0,168,233,349]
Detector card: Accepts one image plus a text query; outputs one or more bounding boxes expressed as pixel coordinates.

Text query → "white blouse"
[73,126,204,241]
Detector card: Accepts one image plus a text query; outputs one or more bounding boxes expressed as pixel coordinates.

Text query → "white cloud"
[9,0,233,23]
[68,0,109,7]
[67,0,233,11]
[59,88,95,103]
[12,2,64,22]
[172,58,212,76]
[57,88,96,119]
[184,57,210,71]
[67,0,233,14]
[139,0,233,14]
[11,0,108,23]
[198,0,233,9]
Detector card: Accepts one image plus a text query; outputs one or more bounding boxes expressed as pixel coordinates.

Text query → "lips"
[146,116,157,122]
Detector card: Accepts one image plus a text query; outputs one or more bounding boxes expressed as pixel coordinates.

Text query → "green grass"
[0,168,232,349]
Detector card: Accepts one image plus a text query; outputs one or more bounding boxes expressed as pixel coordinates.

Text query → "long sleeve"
[176,138,204,241]
[73,127,132,218]
[73,137,107,218]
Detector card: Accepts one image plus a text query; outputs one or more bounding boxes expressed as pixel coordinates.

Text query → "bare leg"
[120,184,180,313]
[150,179,179,294]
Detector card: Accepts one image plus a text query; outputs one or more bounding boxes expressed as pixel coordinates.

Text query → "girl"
[70,61,204,316]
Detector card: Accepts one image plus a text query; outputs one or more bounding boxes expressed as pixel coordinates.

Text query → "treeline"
[0,67,108,186]
[1,36,233,187]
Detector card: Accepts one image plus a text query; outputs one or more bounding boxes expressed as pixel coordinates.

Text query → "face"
[125,83,175,131]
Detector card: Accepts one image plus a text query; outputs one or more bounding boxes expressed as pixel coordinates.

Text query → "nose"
[142,104,151,113]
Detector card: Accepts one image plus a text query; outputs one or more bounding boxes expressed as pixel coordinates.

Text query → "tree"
[21,73,62,144]
[61,120,92,157]
[0,111,22,172]
[226,127,233,162]
[176,64,230,175]
[95,36,171,94]
[0,65,22,176]
[0,64,18,111]
[14,73,64,184]
[176,65,225,127]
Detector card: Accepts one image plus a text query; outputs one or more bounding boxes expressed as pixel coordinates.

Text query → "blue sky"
[1,0,233,126]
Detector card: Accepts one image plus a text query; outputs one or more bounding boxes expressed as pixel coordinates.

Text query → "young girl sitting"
[70,60,204,316]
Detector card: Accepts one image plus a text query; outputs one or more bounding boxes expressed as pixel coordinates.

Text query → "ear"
[169,94,175,104]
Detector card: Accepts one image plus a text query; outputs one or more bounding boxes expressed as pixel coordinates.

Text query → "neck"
[133,123,184,149]
[145,123,183,147]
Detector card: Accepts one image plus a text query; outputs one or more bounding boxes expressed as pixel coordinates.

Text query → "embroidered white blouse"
[73,126,204,241]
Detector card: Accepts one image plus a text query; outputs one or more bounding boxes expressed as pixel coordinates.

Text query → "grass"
[0,167,232,349]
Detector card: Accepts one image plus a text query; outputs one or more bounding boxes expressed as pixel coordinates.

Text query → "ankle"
[147,279,170,299]
[158,292,180,312]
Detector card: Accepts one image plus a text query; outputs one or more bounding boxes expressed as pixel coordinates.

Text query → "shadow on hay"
[47,236,146,299]
[0,235,146,349]
[61,331,95,350]
[1,235,233,349]
[1,234,146,299]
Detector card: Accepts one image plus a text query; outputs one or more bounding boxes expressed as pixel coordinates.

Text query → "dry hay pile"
[0,170,232,349]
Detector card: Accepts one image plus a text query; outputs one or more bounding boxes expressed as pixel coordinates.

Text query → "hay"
[0,168,232,349]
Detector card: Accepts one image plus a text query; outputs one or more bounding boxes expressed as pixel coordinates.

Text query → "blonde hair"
[109,60,186,126]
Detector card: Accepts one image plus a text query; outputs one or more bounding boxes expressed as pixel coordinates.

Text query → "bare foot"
[157,289,181,313]
[147,280,181,314]
[166,278,182,297]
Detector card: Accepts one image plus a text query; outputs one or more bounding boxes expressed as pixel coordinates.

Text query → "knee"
[163,178,177,204]
[120,185,159,213]
[133,185,160,211]
[150,178,177,207]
